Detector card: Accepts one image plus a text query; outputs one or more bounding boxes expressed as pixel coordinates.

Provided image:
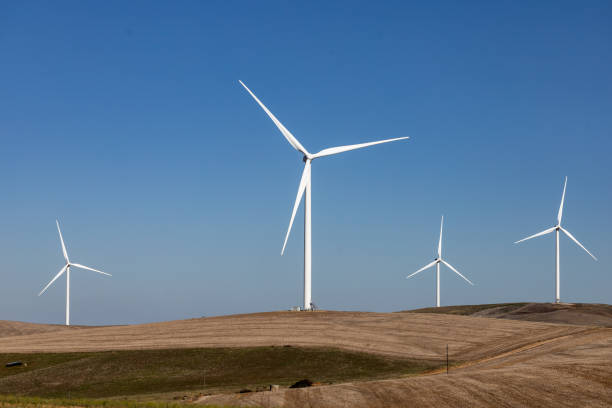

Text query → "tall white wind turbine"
[406,216,474,307]
[38,220,111,325]
[514,177,597,303]
[240,80,409,310]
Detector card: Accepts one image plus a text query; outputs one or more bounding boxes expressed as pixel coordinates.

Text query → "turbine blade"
[560,227,598,261]
[558,176,567,224]
[56,220,69,264]
[281,161,311,255]
[38,265,67,296]
[514,227,556,244]
[441,259,474,286]
[311,136,409,159]
[438,215,444,258]
[239,80,309,155]
[406,260,438,279]
[71,263,112,276]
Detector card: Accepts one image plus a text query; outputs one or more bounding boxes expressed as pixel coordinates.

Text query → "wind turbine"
[514,177,597,303]
[38,220,111,325]
[406,216,473,307]
[239,80,409,311]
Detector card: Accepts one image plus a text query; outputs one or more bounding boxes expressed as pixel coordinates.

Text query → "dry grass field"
[0,321,83,338]
[201,327,611,408]
[0,310,587,360]
[0,303,610,407]
[409,302,612,327]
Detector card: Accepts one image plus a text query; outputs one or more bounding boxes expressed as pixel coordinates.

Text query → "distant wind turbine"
[406,216,474,307]
[514,177,597,303]
[38,220,111,325]
[239,80,409,310]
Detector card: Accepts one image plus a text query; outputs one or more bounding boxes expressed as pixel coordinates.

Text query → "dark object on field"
[5,362,23,367]
[290,379,313,388]
[238,389,252,393]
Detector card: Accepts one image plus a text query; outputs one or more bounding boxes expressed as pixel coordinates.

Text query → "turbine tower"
[39,220,111,325]
[515,177,597,303]
[240,80,409,310]
[406,216,474,307]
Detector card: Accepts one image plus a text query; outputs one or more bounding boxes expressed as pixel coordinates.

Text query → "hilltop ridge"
[406,302,612,327]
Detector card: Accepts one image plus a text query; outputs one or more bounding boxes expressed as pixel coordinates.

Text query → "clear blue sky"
[1,1,610,325]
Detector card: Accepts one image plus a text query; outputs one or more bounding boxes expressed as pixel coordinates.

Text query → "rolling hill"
[0,303,610,407]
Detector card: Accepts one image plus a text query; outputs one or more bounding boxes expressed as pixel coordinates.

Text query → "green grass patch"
[0,394,230,407]
[0,347,440,399]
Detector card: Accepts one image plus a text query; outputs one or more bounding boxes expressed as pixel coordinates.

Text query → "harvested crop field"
[0,304,610,407]
[0,311,587,361]
[408,302,612,327]
[0,321,85,339]
[199,326,612,408]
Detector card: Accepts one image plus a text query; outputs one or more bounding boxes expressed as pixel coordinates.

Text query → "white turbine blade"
[441,259,474,286]
[514,227,556,244]
[438,215,444,258]
[56,219,69,264]
[311,136,409,159]
[558,176,567,224]
[238,80,309,155]
[406,260,438,279]
[560,227,598,261]
[281,161,311,255]
[71,263,112,276]
[38,265,67,296]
